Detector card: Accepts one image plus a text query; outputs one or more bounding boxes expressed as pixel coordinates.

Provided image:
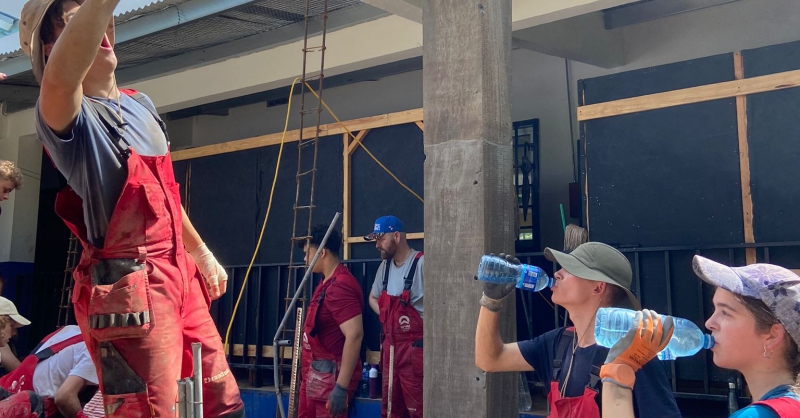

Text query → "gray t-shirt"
[36,93,168,247]
[370,250,424,319]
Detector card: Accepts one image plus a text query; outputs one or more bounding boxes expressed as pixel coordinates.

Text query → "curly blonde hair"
[0,315,11,341]
[0,161,23,190]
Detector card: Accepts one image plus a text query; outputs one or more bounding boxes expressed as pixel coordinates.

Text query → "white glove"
[189,243,228,300]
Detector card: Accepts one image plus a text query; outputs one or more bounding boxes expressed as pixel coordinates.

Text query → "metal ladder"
[57,234,81,327]
[277,1,330,417]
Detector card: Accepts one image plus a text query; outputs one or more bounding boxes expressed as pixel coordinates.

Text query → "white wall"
[0,108,40,263]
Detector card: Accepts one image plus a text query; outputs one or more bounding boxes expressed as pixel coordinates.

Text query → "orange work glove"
[599,309,674,389]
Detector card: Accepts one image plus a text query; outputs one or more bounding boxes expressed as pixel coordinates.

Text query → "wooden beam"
[415,121,424,131]
[171,108,424,161]
[261,345,293,359]
[424,0,517,415]
[343,133,352,260]
[347,129,371,155]
[345,232,424,244]
[577,68,800,121]
[734,52,757,265]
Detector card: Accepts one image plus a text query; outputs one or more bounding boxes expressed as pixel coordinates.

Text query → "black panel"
[742,40,800,77]
[187,151,259,266]
[746,88,800,243]
[580,54,735,105]
[254,135,344,265]
[351,124,424,237]
[585,100,743,247]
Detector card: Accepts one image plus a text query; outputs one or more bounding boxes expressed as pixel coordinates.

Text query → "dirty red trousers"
[56,147,243,417]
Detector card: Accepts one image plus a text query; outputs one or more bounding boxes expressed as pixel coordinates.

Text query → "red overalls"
[753,397,800,417]
[298,266,361,418]
[377,252,423,418]
[0,329,83,417]
[54,128,243,416]
[546,328,604,418]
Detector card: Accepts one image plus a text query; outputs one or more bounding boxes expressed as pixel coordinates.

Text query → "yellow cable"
[303,82,424,203]
[224,77,300,352]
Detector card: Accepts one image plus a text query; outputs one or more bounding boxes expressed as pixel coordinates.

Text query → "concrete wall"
[0,108,39,264]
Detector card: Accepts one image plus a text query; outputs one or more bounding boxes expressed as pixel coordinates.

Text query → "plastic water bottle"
[594,307,715,360]
[368,364,380,399]
[518,372,532,412]
[359,362,369,398]
[475,255,553,292]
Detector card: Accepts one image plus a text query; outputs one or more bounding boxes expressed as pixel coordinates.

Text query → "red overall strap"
[34,334,85,361]
[752,397,800,417]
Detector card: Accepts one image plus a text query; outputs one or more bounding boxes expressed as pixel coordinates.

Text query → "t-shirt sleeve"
[631,359,682,418]
[410,255,424,304]
[371,262,386,298]
[35,100,91,176]
[517,328,560,383]
[70,343,99,385]
[327,278,364,326]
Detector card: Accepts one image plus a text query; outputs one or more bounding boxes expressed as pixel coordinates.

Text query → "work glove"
[326,383,348,417]
[189,243,228,301]
[600,309,674,390]
[477,253,518,312]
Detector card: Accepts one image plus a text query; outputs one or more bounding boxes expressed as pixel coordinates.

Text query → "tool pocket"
[306,360,337,401]
[88,262,154,341]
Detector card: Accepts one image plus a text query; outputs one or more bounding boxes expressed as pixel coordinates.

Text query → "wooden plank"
[734,52,757,265]
[577,68,800,121]
[345,232,424,244]
[366,350,381,366]
[415,121,424,131]
[247,344,257,357]
[261,345,293,359]
[232,344,244,356]
[171,108,424,161]
[343,133,351,260]
[346,129,371,155]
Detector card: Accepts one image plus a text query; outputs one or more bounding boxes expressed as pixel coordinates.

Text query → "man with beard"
[365,216,424,418]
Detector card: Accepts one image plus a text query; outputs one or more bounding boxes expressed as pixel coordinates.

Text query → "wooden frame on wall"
[575,52,800,265]
[341,122,425,259]
[171,108,426,260]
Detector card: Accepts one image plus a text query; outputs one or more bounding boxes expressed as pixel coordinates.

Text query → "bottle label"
[519,266,542,290]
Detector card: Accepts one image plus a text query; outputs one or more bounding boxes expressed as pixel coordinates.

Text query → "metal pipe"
[274,212,341,418]
[192,342,203,418]
[178,380,188,418]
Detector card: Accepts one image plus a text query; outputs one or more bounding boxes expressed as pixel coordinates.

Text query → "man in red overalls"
[298,225,363,418]
[365,216,423,418]
[18,0,244,416]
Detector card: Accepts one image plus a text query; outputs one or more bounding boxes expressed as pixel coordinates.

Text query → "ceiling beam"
[0,0,261,78]
[604,0,743,29]
[0,83,39,103]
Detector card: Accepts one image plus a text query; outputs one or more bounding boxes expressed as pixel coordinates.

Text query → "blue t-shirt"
[36,93,168,247]
[730,385,800,418]
[518,327,682,418]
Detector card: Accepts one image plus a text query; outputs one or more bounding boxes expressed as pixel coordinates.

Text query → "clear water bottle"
[594,307,715,360]
[518,372,532,412]
[359,362,369,398]
[475,255,553,292]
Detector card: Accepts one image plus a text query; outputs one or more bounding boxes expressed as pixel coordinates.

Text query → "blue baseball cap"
[364,216,405,241]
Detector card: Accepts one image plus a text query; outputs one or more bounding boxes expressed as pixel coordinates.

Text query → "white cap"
[0,297,31,326]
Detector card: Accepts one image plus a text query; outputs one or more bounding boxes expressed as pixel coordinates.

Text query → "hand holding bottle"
[600,310,674,389]
[477,253,519,312]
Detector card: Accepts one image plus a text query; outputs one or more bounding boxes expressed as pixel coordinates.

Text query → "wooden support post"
[423,0,516,416]
[347,129,371,155]
[343,133,352,260]
[734,52,756,265]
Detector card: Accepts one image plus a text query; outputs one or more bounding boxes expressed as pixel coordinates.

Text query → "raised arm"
[39,0,121,135]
